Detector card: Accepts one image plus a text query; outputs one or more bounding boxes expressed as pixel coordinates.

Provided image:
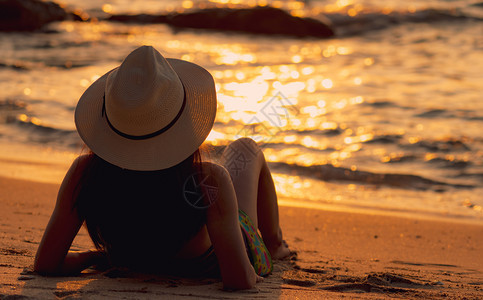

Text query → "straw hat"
[75,46,217,171]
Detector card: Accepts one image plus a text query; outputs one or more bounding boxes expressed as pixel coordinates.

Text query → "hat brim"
[75,59,217,171]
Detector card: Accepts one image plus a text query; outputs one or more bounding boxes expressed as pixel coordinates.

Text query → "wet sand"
[0,175,482,299]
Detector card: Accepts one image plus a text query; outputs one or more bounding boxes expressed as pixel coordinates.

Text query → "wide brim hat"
[75,46,217,171]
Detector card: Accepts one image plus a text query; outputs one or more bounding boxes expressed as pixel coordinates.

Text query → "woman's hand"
[50,250,107,276]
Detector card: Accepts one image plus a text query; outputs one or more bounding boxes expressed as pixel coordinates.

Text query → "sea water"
[0,0,482,222]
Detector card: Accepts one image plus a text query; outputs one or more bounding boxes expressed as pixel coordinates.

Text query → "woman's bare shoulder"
[58,154,93,194]
[74,153,94,166]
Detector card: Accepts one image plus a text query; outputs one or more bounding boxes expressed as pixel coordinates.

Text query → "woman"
[34,46,290,290]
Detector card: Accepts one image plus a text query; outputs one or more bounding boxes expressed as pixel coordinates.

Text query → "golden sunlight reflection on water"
[47,20,452,200]
[203,38,371,175]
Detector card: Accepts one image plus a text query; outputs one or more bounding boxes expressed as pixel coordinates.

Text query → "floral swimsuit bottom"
[238,209,273,276]
[172,209,273,278]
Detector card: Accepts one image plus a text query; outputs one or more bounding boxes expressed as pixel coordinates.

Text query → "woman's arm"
[34,155,102,276]
[204,163,261,290]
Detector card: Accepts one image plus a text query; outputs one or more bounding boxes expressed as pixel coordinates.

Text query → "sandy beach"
[0,175,481,299]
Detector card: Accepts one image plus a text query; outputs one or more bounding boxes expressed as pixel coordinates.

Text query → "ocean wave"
[30,40,93,49]
[0,99,27,110]
[0,61,31,71]
[13,117,71,135]
[380,154,418,164]
[0,58,92,71]
[284,128,343,137]
[0,99,28,126]
[268,161,474,190]
[415,108,483,121]
[323,8,482,36]
[211,141,474,189]
[455,172,483,181]
[2,111,80,147]
[361,100,413,111]
[402,138,471,152]
[469,116,483,121]
[415,109,448,118]
[363,102,483,122]
[361,100,397,108]
[363,134,404,145]
[426,157,470,169]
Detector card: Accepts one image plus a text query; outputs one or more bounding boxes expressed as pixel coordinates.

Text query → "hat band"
[101,92,186,141]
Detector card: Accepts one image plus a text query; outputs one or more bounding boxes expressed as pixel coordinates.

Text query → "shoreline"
[0,175,482,299]
[279,197,483,226]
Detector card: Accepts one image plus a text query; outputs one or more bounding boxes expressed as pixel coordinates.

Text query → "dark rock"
[0,0,81,32]
[108,6,335,38]
[168,6,334,38]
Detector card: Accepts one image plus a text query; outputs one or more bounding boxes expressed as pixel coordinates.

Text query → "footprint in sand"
[282,278,317,287]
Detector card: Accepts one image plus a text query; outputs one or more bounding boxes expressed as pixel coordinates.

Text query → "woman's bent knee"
[231,137,260,153]
[221,137,265,174]
[223,138,263,161]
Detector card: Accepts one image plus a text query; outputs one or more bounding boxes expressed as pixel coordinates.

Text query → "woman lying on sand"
[34,45,290,290]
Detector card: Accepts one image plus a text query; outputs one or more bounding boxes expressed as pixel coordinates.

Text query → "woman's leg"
[220,137,290,259]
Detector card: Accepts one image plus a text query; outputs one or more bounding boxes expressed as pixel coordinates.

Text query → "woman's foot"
[267,239,292,260]
[264,228,292,259]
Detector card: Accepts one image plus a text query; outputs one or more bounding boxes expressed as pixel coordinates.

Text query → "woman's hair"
[74,149,207,272]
